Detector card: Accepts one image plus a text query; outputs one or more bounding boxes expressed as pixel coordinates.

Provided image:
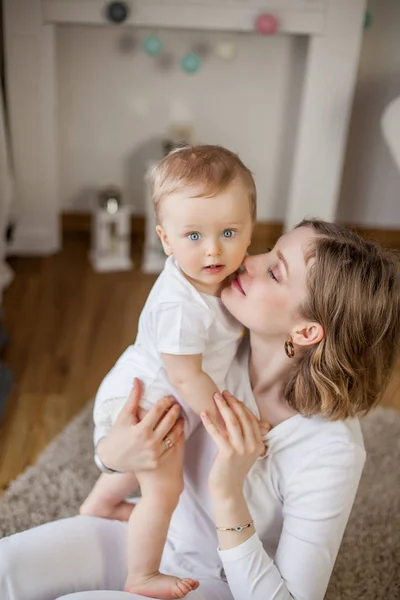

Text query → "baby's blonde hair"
[149,145,257,222]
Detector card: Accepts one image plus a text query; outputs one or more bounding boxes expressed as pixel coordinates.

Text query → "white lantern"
[89,186,133,272]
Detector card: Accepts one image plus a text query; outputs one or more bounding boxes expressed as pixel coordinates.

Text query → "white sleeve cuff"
[217,532,264,562]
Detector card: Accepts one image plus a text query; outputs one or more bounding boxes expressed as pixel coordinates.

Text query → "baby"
[82,145,256,598]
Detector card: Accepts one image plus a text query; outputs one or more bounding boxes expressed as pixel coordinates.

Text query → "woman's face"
[221,226,317,338]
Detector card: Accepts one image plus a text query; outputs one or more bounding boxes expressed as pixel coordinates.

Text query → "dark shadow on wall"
[0,3,14,421]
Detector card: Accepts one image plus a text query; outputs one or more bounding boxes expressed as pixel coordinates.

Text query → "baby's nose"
[206,241,221,257]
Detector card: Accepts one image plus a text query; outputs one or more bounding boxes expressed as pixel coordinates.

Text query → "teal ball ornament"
[181,52,201,74]
[364,10,373,29]
[143,35,163,56]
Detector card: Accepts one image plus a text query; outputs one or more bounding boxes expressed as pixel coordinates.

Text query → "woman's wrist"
[211,489,255,551]
[94,439,121,474]
[210,487,245,512]
[209,481,243,503]
[96,435,126,473]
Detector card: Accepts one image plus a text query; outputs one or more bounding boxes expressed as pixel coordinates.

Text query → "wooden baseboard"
[61,212,146,236]
[61,212,400,251]
[348,225,400,249]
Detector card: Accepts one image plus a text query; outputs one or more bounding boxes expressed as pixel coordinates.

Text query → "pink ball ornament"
[255,13,279,35]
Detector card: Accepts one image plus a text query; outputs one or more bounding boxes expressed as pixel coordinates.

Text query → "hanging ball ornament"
[105,2,129,24]
[255,13,279,35]
[364,10,373,29]
[181,52,201,74]
[214,40,236,61]
[192,41,211,59]
[118,32,137,54]
[143,35,163,56]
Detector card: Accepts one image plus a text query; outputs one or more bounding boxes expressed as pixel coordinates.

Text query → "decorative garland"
[109,3,280,75]
[110,2,374,75]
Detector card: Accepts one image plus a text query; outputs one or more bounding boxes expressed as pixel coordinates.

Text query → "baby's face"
[156,181,253,295]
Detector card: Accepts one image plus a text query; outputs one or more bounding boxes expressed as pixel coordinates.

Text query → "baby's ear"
[156,225,173,256]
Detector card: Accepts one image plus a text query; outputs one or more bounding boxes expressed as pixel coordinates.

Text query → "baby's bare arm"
[162,353,221,424]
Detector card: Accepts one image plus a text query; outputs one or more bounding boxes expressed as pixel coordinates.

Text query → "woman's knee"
[0,537,17,599]
[0,516,129,598]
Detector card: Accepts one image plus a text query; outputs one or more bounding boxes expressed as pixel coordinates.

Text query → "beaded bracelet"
[216,520,254,532]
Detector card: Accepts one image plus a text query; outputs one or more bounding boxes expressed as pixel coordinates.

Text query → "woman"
[1,219,399,600]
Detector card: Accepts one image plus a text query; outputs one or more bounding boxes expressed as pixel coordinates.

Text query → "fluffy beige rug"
[0,403,399,600]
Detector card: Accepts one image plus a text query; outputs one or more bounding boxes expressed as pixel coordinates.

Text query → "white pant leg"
[0,515,128,600]
[0,515,232,600]
[57,579,230,600]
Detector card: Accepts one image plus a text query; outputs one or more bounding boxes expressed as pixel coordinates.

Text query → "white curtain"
[0,82,14,302]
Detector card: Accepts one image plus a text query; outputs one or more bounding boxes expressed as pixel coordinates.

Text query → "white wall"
[57,26,305,221]
[57,0,400,227]
[338,0,400,227]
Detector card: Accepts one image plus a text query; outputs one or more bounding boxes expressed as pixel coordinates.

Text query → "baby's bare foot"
[125,572,199,599]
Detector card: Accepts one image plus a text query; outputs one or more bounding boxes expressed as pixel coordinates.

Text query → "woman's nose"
[242,254,256,275]
[242,253,267,277]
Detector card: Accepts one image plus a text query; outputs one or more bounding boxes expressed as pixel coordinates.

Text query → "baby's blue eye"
[223,229,235,238]
[188,232,200,241]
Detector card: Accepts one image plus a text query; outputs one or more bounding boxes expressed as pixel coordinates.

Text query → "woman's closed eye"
[268,266,280,282]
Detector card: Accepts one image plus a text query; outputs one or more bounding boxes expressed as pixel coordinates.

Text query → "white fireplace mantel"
[3,0,366,254]
[42,0,327,35]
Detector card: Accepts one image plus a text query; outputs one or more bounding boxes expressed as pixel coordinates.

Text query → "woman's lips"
[232,275,245,295]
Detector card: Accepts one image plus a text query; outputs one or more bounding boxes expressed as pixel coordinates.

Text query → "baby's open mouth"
[204,264,224,272]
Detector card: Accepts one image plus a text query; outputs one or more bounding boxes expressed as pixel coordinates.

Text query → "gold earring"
[284,337,295,358]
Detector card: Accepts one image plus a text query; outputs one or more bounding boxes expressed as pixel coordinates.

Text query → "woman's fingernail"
[214,392,224,402]
[200,411,208,420]
[222,390,233,397]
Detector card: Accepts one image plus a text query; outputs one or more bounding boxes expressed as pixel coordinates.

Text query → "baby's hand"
[258,420,271,457]
[259,420,271,437]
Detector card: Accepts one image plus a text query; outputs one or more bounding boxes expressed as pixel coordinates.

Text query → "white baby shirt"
[94,255,244,442]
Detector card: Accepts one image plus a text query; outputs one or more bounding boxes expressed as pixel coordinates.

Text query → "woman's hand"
[201,390,266,499]
[96,378,185,473]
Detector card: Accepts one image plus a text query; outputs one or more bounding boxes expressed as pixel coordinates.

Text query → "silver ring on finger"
[163,436,173,452]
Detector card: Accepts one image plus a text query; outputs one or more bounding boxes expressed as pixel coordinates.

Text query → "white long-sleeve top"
[164,341,366,600]
[0,347,367,600]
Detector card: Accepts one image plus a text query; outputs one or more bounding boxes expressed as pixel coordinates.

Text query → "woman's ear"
[292,322,324,348]
[156,225,173,256]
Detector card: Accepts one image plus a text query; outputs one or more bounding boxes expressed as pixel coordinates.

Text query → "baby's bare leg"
[80,472,138,522]
[125,443,199,599]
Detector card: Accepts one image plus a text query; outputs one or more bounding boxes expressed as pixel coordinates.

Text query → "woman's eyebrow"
[277,250,289,276]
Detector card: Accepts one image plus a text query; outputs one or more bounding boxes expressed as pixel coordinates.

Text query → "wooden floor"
[0,231,399,492]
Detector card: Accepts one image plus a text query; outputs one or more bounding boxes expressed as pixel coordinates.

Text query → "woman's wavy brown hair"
[285,219,400,421]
